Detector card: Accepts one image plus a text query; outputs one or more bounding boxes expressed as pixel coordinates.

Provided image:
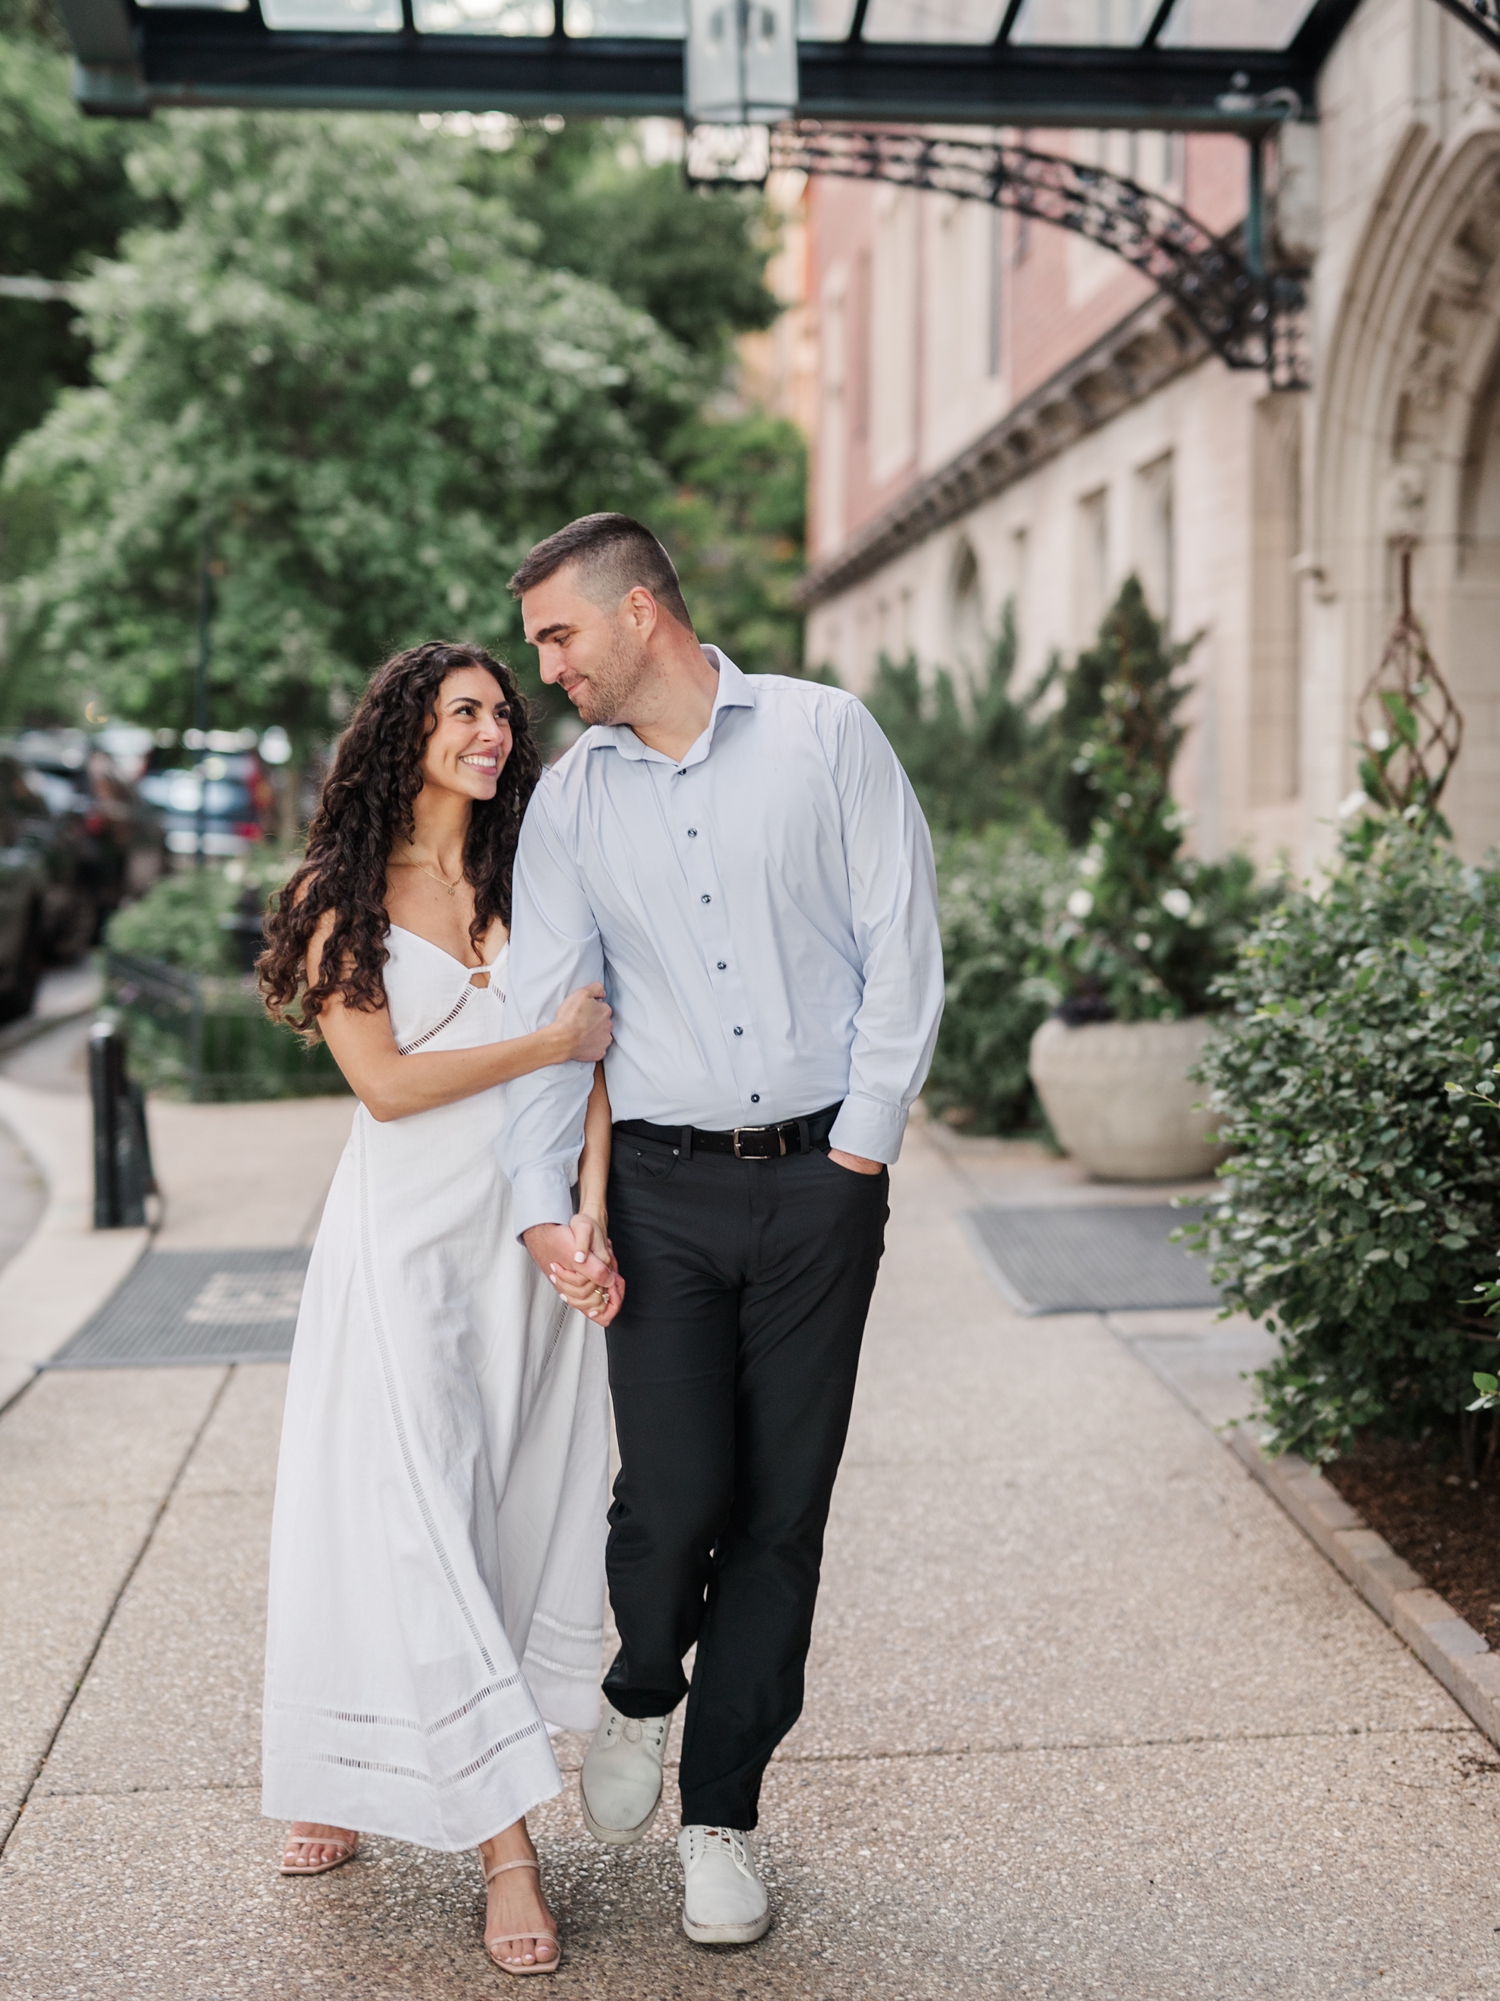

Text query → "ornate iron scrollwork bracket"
[754,124,1308,390]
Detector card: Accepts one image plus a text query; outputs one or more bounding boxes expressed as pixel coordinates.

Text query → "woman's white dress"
[261,926,608,1852]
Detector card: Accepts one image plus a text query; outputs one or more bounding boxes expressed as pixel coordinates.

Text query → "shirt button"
[734,1025,743,1036]
[687,828,697,837]
[751,1093,760,1103]
[716,961,726,970]
[700,894,711,905]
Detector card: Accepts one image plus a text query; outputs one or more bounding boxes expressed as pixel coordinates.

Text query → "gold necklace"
[396,855,464,898]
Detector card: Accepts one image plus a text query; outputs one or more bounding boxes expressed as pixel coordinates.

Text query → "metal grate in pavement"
[962,1204,1218,1316]
[46,1247,309,1368]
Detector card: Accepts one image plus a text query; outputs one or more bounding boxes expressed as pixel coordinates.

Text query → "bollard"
[89,1020,157,1229]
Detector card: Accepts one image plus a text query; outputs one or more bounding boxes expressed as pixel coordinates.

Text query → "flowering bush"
[1183,815,1500,1461]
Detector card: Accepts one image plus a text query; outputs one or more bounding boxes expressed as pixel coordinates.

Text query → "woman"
[258,641,621,1977]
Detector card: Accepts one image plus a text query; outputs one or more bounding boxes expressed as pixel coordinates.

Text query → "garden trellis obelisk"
[1356,541,1463,821]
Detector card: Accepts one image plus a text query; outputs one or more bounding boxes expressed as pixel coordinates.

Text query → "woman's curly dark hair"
[259,641,542,1041]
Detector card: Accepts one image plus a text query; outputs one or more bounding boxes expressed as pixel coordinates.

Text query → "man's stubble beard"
[572,625,653,727]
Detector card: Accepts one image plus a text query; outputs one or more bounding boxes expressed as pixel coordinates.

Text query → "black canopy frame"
[61,0,1363,125]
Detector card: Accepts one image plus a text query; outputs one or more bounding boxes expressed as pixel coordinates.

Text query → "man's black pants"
[601,1129,888,1830]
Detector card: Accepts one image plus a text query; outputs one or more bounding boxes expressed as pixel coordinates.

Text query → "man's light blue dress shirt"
[499,648,944,1237]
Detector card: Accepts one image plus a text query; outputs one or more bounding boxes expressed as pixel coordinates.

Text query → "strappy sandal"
[280,1831,359,1876]
[484,1856,560,1977]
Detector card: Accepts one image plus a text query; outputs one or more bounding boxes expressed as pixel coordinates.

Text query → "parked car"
[7,730,168,935]
[0,758,60,1020]
[138,751,275,860]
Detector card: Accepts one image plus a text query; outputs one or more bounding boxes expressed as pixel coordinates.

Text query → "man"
[501,513,942,1946]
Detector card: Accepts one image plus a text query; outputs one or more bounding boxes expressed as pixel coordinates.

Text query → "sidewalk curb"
[1227,1422,1500,1747]
[0,992,98,1061]
[0,1074,150,1416]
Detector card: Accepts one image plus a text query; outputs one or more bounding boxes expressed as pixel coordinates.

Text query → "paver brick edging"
[1228,1423,1500,1745]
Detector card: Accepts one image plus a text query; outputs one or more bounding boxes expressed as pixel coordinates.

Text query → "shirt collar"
[588,645,755,766]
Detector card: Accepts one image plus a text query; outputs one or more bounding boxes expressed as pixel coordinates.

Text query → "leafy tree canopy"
[5,111,698,745]
[0,23,139,478]
[463,120,779,367]
[660,409,806,677]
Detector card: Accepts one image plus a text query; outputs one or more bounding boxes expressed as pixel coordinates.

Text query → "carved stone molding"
[794,291,1206,614]
[1464,46,1500,117]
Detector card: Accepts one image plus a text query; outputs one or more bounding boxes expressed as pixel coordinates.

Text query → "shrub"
[105,854,346,1100]
[1183,816,1500,1461]
[105,865,244,974]
[1046,579,1272,1022]
[927,818,1071,1133]
[862,604,1041,835]
[1031,573,1190,847]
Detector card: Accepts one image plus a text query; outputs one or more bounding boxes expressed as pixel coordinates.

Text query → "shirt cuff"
[509,1165,575,1241]
[828,1092,909,1165]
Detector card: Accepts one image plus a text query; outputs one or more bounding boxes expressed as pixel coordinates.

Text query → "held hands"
[554,983,613,1064]
[523,1215,625,1326]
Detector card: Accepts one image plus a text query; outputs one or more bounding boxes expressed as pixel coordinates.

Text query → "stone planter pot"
[1028,1013,1228,1182]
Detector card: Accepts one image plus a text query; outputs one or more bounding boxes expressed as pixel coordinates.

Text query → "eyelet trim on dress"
[396,988,472,1055]
[293,1716,545,1791]
[270,1673,523,1737]
[523,1647,602,1682]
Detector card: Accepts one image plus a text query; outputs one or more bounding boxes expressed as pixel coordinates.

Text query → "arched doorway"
[1311,112,1500,859]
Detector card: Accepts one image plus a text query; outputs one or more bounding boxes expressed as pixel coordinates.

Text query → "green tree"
[5,111,693,750]
[0,24,139,467]
[660,410,806,676]
[466,120,779,369]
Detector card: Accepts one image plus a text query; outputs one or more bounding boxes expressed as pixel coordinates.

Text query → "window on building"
[987,208,1003,379]
[871,188,919,480]
[851,247,871,445]
[950,539,984,672]
[1076,488,1109,643]
[1250,396,1301,804]
[1134,453,1175,634]
[1010,525,1029,665]
[937,198,967,409]
[817,270,847,554]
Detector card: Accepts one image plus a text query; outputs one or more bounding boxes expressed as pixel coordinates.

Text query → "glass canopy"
[126,0,1342,44]
[62,0,1361,123]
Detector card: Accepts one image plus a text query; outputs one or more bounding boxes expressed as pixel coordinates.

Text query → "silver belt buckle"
[732,1123,786,1160]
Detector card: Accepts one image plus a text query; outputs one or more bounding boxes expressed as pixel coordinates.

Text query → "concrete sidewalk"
[2,1076,1500,1997]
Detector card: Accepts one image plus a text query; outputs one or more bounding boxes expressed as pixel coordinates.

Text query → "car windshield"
[140,770,255,817]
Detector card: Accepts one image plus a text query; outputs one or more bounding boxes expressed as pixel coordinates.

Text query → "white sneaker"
[579,1705,668,1845]
[677,1825,772,1945]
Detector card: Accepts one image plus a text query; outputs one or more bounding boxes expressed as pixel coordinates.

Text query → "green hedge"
[104,862,347,1102]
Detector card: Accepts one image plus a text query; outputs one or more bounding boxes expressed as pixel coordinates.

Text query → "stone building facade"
[797,0,1500,870]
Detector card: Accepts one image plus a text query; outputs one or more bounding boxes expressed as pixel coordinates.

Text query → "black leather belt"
[614,1101,843,1161]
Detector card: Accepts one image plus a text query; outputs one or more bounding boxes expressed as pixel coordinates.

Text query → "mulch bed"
[1324,1437,1500,1649]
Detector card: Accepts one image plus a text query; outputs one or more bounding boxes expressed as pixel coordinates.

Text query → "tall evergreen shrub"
[1046,578,1268,1021]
